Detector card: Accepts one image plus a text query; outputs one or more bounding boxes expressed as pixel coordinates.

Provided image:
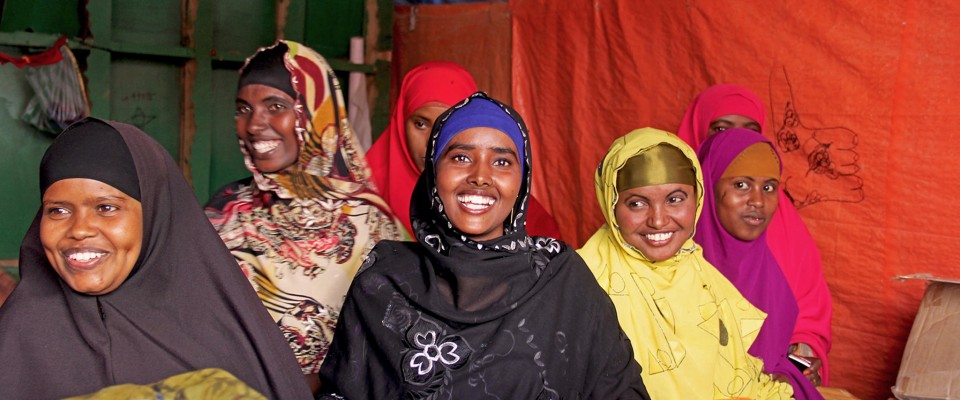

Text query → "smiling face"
[40,178,143,295]
[614,183,697,262]
[435,127,522,242]
[708,114,762,136]
[715,175,779,241]
[405,101,450,172]
[235,83,300,173]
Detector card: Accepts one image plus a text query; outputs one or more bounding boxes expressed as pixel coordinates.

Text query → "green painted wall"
[0,60,55,256]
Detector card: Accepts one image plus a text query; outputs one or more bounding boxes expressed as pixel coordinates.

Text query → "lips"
[741,212,766,226]
[250,139,281,155]
[641,231,675,246]
[62,247,109,270]
[456,192,497,213]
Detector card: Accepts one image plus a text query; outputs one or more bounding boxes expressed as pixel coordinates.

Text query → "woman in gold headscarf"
[577,128,794,399]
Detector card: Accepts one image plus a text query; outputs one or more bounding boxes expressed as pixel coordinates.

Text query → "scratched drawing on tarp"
[767,67,864,209]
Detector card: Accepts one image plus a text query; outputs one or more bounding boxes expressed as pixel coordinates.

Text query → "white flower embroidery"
[408,331,461,376]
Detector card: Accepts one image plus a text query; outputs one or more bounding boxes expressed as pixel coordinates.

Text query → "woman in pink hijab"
[677,84,833,386]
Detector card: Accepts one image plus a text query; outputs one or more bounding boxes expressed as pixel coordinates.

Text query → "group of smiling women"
[0,40,832,400]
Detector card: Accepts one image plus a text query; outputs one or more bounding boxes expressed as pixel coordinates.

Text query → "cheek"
[277,114,299,142]
[613,205,638,232]
[38,221,62,257]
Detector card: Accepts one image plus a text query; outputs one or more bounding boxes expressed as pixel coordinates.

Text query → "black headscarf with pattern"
[318,92,649,400]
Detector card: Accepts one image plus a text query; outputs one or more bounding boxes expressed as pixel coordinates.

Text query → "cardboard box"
[892,274,960,400]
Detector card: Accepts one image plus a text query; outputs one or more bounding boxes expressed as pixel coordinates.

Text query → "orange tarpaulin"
[511,1,960,399]
[392,1,960,398]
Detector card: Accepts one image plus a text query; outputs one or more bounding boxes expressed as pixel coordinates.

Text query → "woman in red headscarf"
[366,61,561,239]
[677,83,833,386]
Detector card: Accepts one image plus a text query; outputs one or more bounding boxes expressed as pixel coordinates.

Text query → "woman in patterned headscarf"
[578,127,794,399]
[205,40,405,393]
[318,92,648,400]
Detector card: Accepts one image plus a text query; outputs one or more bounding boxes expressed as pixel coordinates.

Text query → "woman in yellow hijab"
[578,128,794,399]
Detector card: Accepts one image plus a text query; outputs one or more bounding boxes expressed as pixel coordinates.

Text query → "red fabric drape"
[510,1,960,399]
[0,36,67,68]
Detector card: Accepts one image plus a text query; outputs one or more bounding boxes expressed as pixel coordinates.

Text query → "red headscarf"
[677,83,767,149]
[367,62,478,235]
[367,62,561,239]
[678,83,833,385]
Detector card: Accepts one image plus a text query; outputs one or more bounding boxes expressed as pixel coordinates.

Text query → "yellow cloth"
[65,368,265,400]
[577,128,794,400]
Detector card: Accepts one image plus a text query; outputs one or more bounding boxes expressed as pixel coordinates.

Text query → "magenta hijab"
[695,128,821,400]
[678,83,833,384]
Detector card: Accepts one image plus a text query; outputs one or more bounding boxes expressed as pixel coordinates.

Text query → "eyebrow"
[443,143,476,155]
[492,146,518,158]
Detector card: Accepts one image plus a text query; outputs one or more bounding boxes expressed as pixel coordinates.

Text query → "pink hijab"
[677,84,833,384]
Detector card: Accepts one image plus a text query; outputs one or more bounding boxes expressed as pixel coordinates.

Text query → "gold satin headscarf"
[721,142,781,180]
[616,144,696,191]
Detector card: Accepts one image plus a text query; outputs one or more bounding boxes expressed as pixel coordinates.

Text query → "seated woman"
[318,92,649,399]
[204,41,406,392]
[577,128,794,399]
[366,61,562,238]
[0,118,310,399]
[678,84,832,385]
[696,128,822,399]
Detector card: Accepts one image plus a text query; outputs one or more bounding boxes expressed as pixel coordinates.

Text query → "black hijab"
[319,93,649,399]
[0,118,311,399]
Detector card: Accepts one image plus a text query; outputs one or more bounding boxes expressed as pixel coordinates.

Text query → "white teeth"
[457,194,495,210]
[251,140,280,154]
[68,252,105,263]
[645,232,673,242]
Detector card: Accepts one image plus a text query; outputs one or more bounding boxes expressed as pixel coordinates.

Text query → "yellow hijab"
[577,128,793,399]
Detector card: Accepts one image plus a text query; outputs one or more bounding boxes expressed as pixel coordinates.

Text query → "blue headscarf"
[433,94,526,174]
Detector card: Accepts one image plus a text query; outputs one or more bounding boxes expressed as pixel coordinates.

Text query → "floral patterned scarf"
[205,41,405,374]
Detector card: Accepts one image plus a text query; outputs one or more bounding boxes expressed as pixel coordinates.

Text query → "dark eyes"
[413,119,429,129]
[96,204,120,214]
[44,207,69,219]
[235,103,288,116]
[734,181,749,189]
[235,104,251,116]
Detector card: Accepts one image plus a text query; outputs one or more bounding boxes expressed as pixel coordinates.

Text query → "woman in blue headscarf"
[317,92,648,400]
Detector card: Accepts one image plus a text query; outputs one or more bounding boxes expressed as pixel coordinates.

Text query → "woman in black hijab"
[318,93,649,399]
[0,118,311,399]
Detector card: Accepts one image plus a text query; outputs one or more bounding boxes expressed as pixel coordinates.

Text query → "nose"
[67,212,97,241]
[747,188,764,209]
[467,162,492,187]
[243,108,268,136]
[646,204,669,230]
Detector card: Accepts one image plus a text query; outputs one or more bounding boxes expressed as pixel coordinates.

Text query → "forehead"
[236,83,294,102]
[43,178,131,201]
[710,114,759,126]
[617,182,696,198]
